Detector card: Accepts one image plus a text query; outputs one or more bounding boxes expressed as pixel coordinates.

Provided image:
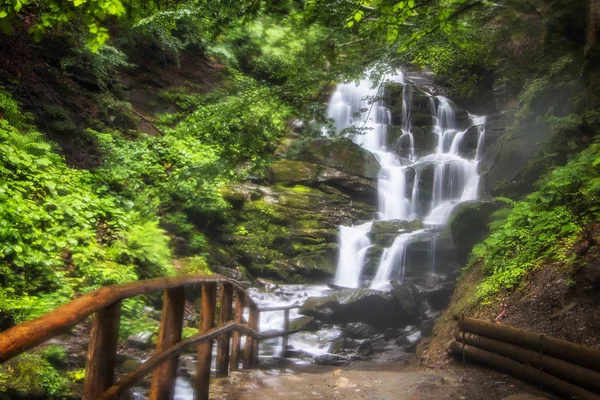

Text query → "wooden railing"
[0,275,300,400]
[450,317,600,400]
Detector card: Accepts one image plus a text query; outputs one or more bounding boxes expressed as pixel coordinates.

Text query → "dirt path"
[209,361,556,400]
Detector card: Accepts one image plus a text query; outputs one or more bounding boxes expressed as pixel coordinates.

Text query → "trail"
[210,361,556,400]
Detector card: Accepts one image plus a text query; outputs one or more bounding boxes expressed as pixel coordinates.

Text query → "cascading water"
[335,222,373,288]
[330,72,486,289]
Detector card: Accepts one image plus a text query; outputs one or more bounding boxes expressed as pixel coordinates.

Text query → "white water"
[329,72,486,288]
[335,222,373,288]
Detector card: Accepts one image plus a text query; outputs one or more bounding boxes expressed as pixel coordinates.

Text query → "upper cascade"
[329,72,486,289]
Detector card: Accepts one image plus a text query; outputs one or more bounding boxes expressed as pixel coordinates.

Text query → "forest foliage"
[0,0,598,396]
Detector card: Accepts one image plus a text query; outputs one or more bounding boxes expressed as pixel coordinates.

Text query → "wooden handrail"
[0,274,302,400]
[100,321,298,399]
[0,275,255,364]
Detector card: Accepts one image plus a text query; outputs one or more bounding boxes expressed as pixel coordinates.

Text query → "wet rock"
[318,329,344,345]
[327,337,344,354]
[383,327,403,341]
[299,288,410,329]
[127,332,154,349]
[369,220,425,249]
[314,353,348,366]
[270,159,377,201]
[389,280,421,319]
[356,340,374,356]
[345,322,377,339]
[417,279,455,311]
[405,342,418,353]
[287,137,381,179]
[342,338,361,349]
[286,348,313,359]
[289,316,321,331]
[419,319,436,337]
[370,219,424,235]
[449,200,500,261]
[397,328,422,347]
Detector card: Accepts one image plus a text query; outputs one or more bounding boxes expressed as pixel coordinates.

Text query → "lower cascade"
[330,71,487,290]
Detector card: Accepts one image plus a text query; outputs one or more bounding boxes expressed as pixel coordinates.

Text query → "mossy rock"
[0,353,72,399]
[411,112,433,129]
[290,250,336,279]
[287,137,381,179]
[449,200,502,264]
[363,245,385,278]
[369,219,424,236]
[289,316,320,331]
[270,159,377,200]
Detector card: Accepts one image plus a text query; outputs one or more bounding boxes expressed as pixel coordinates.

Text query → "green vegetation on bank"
[472,138,600,299]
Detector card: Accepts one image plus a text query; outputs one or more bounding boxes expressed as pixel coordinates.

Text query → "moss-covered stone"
[449,200,502,264]
[0,353,71,399]
[270,159,377,201]
[286,137,381,179]
[370,219,424,235]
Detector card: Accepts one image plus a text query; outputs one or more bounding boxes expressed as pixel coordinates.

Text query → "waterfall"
[334,222,373,288]
[330,72,486,289]
[370,232,417,289]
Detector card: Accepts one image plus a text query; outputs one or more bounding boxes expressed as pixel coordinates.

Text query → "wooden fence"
[0,275,300,400]
[449,317,600,400]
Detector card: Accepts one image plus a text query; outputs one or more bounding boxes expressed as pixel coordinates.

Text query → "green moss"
[180,256,213,275]
[0,353,70,398]
[42,346,67,367]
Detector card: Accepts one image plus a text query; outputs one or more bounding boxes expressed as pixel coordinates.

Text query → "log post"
[455,332,600,394]
[281,309,290,358]
[194,282,216,400]
[230,291,245,371]
[216,283,233,377]
[149,287,185,400]
[243,305,260,368]
[449,341,599,400]
[82,302,121,400]
[459,317,600,372]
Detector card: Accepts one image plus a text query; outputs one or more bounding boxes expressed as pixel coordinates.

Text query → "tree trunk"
[584,0,600,110]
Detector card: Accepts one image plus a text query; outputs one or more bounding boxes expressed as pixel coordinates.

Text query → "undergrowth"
[471,138,600,300]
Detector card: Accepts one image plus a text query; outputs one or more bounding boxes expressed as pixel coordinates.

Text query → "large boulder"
[369,219,424,248]
[299,288,414,329]
[389,280,421,319]
[449,200,502,264]
[288,137,381,179]
[270,159,377,202]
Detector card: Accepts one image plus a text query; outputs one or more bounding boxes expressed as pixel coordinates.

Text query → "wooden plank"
[0,274,256,364]
[230,291,245,371]
[216,283,234,377]
[82,302,121,400]
[149,287,185,400]
[195,282,217,400]
[243,305,260,368]
[459,317,600,372]
[281,309,290,358]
